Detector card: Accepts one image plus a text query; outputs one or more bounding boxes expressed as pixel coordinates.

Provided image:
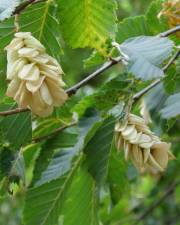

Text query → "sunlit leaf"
[57,0,117,55]
[117,15,151,43]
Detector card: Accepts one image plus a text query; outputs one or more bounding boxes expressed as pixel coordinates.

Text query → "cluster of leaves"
[0,0,180,225]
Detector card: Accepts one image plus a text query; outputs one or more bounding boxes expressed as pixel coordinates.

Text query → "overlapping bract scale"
[115,114,175,174]
[5,32,68,117]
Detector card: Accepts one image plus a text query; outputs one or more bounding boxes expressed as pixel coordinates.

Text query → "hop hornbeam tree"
[0,0,180,225]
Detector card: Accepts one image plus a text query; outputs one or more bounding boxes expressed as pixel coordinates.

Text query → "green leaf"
[54,95,81,122]
[33,119,62,140]
[19,2,63,60]
[45,129,78,150]
[23,143,41,170]
[108,143,129,204]
[163,66,177,94]
[0,17,14,99]
[0,52,7,100]
[9,151,26,184]
[24,111,101,225]
[146,0,168,34]
[175,58,180,90]
[0,147,25,186]
[160,93,180,118]
[23,154,83,225]
[31,129,77,186]
[0,0,21,21]
[108,102,125,119]
[60,166,99,225]
[73,95,95,117]
[0,1,62,64]
[0,18,14,54]
[120,36,174,80]
[24,161,99,225]
[84,117,115,184]
[116,15,151,43]
[0,148,14,181]
[73,76,132,117]
[176,58,180,74]
[0,102,32,149]
[84,50,106,68]
[32,110,100,186]
[57,0,117,55]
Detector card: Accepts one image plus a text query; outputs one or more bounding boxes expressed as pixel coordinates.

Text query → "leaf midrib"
[38,0,51,41]
[39,153,83,225]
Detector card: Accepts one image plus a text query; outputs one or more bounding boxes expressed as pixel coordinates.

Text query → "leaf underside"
[120,36,174,80]
[161,93,180,118]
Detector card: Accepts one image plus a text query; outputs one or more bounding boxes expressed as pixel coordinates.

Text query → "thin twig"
[32,121,77,143]
[159,25,180,37]
[163,47,180,72]
[0,108,29,116]
[133,180,180,225]
[133,79,161,103]
[13,0,38,15]
[133,48,180,103]
[66,57,122,95]
[0,27,180,116]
